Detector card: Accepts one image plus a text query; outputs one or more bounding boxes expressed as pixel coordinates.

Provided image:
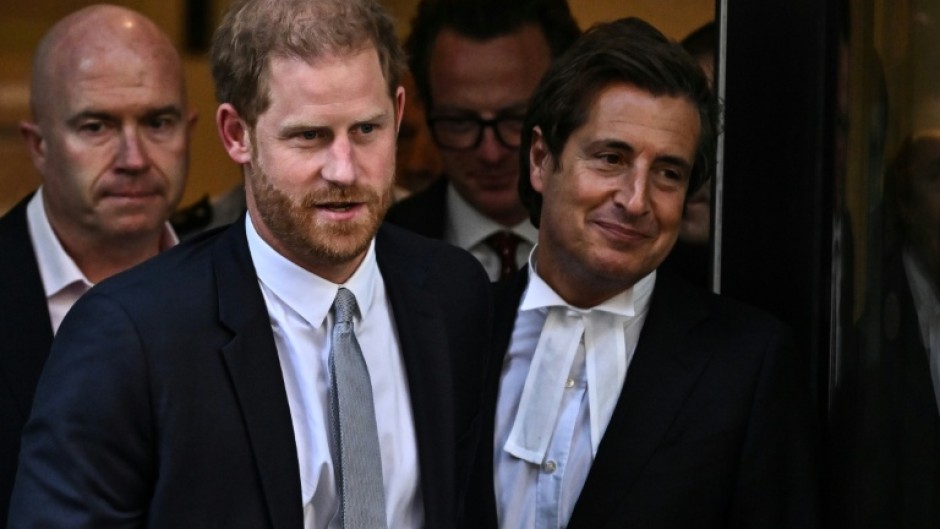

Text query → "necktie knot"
[333,288,357,325]
[505,305,632,463]
[485,231,523,280]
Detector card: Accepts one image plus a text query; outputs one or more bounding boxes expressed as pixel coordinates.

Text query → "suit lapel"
[0,196,54,421]
[493,269,530,358]
[469,269,530,528]
[568,274,713,528]
[212,222,304,529]
[376,226,453,528]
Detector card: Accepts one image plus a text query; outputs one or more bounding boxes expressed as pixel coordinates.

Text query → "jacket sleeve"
[8,291,154,529]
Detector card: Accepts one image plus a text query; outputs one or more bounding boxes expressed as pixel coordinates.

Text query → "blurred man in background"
[386,0,580,281]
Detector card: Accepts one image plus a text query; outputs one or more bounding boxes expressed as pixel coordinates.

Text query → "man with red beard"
[0,5,193,524]
[8,0,491,528]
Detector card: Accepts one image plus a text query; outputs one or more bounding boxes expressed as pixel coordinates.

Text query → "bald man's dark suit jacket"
[9,219,491,529]
[0,195,53,526]
[467,269,819,529]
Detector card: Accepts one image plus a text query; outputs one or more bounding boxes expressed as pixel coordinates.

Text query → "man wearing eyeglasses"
[385,0,580,281]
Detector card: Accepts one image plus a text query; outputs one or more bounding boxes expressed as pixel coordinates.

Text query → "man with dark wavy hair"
[469,17,818,529]
[9,1,491,527]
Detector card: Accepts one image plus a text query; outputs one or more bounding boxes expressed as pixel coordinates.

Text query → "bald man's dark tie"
[329,288,387,529]
[485,231,523,280]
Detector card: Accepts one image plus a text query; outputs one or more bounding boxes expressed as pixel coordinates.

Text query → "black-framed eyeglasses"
[427,115,525,150]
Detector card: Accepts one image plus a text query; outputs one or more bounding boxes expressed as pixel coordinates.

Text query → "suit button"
[542,459,557,473]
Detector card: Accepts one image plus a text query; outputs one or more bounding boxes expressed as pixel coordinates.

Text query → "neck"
[535,251,636,309]
[59,230,165,284]
[300,253,366,285]
[489,206,529,228]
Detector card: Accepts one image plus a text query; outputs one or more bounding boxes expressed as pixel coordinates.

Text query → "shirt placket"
[535,339,587,529]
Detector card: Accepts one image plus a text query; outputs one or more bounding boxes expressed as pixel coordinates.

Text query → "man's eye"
[79,121,106,134]
[300,130,319,140]
[359,124,376,134]
[598,153,622,165]
[498,117,525,134]
[656,167,686,182]
[149,116,176,130]
[435,119,476,134]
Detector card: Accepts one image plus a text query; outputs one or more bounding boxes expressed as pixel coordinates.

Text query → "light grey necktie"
[329,288,388,529]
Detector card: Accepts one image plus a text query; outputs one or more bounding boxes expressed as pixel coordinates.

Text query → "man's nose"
[322,136,356,185]
[116,127,150,174]
[616,170,652,216]
[476,125,512,164]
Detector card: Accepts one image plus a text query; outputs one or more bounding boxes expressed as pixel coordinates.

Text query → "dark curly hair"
[519,17,721,228]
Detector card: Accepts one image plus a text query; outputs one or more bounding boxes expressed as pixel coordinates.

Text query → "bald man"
[0,5,194,521]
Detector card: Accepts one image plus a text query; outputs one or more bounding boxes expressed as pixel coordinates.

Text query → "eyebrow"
[431,103,528,117]
[355,109,392,124]
[66,105,183,128]
[141,106,185,121]
[66,111,114,128]
[278,109,393,135]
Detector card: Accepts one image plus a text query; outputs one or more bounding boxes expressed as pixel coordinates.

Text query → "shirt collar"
[27,188,93,297]
[27,188,178,299]
[245,214,377,328]
[445,183,538,250]
[519,244,655,319]
[160,222,179,249]
[505,245,656,462]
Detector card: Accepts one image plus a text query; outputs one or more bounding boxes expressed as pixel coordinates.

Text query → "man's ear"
[216,103,252,164]
[394,85,405,134]
[19,121,47,176]
[529,126,551,193]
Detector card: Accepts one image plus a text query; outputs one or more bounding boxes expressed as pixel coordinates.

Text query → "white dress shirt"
[26,188,176,334]
[444,185,538,281]
[903,250,940,414]
[245,215,422,529]
[495,251,655,529]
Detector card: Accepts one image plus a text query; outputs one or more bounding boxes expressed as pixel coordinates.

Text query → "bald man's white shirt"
[26,188,177,333]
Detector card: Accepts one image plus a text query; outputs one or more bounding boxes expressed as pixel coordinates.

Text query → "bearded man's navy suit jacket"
[8,219,491,529]
[468,269,820,529]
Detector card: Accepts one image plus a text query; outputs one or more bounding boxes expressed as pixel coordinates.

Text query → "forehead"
[261,48,391,119]
[427,24,551,110]
[574,83,700,158]
[50,44,184,118]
